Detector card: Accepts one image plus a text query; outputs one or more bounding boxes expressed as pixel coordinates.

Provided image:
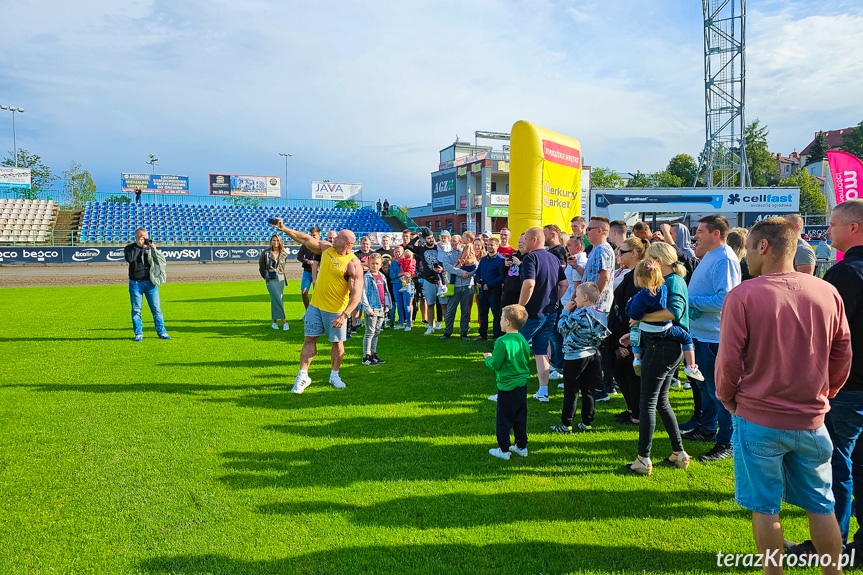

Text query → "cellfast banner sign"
[0,245,299,264]
[431,170,457,213]
[121,174,190,195]
[209,174,281,197]
[590,188,800,221]
[0,167,31,189]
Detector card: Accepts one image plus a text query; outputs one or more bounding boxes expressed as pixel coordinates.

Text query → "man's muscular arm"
[271,218,331,254]
[333,258,364,328]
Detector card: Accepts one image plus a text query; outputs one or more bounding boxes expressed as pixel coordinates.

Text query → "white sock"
[298,369,308,378]
[330,370,339,379]
[539,385,548,395]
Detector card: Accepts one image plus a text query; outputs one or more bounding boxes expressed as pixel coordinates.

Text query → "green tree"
[648,170,684,188]
[105,194,130,203]
[807,131,829,165]
[1,149,59,198]
[745,119,779,186]
[61,162,97,209]
[335,199,359,209]
[221,197,263,207]
[626,171,651,187]
[840,120,863,160]
[780,168,825,217]
[666,154,698,187]
[589,167,622,188]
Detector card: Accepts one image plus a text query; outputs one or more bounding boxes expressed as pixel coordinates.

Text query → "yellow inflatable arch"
[508,121,583,239]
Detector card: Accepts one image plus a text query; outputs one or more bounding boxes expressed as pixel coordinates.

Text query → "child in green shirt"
[483,304,532,460]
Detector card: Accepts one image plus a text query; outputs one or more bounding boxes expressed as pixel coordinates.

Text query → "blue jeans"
[693,339,732,445]
[129,280,165,335]
[826,390,863,543]
[394,286,413,326]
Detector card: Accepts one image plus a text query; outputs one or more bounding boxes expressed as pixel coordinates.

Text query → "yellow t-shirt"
[310,247,355,313]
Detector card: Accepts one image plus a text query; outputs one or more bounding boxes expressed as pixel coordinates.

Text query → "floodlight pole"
[0,105,25,167]
[279,152,292,203]
[146,154,159,174]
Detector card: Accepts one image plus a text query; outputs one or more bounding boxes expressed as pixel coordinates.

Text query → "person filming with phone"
[124,228,170,342]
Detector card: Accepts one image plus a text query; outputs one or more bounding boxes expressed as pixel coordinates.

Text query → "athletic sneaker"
[425,326,435,335]
[158,333,172,340]
[632,358,642,376]
[488,394,498,402]
[575,423,593,433]
[133,334,143,342]
[550,424,572,434]
[329,374,347,389]
[698,443,733,462]
[393,325,404,330]
[440,334,451,340]
[489,447,511,460]
[509,445,528,458]
[282,322,289,331]
[292,375,311,394]
[271,322,279,330]
[404,325,412,332]
[434,322,442,329]
[532,391,550,403]
[362,355,376,366]
[595,393,610,402]
[683,382,692,390]
[681,429,717,442]
[371,353,386,364]
[548,370,563,380]
[683,365,705,381]
[437,284,447,297]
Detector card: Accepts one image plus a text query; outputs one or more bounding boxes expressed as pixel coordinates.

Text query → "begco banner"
[121,173,190,195]
[0,245,299,264]
[209,174,281,198]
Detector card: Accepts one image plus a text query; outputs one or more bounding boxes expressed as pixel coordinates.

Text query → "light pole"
[279,152,291,203]
[0,105,25,167]
[146,153,159,174]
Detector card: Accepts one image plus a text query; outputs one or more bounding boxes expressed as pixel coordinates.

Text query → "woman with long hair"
[259,233,289,330]
[608,237,649,427]
[628,241,694,475]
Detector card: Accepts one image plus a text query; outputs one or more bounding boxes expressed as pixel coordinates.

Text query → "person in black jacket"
[124,228,169,342]
[608,237,649,426]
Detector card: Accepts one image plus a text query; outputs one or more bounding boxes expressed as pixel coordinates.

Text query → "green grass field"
[0,281,831,574]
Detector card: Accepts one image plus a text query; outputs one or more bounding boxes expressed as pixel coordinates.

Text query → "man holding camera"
[124,228,170,342]
[271,218,363,393]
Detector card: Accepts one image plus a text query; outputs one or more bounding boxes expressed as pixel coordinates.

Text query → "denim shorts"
[300,270,313,291]
[519,313,556,356]
[303,305,348,342]
[733,415,835,515]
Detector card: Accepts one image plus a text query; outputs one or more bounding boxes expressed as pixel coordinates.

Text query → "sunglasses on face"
[618,249,633,254]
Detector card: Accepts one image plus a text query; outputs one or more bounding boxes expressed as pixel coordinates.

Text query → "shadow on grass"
[0,382,280,395]
[174,293,304,304]
[258,486,745,526]
[139,542,726,574]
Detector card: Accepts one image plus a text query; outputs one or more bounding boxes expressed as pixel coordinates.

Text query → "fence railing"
[1,189,378,211]
[385,206,420,231]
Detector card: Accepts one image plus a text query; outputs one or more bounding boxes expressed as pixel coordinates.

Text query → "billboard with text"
[121,173,190,195]
[209,174,281,197]
[0,167,31,189]
[311,182,362,201]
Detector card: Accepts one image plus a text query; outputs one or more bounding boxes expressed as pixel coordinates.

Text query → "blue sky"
[1,0,861,205]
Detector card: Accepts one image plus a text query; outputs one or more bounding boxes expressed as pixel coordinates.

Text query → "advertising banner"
[0,167,31,189]
[209,174,281,197]
[121,173,190,195]
[591,188,799,222]
[0,245,299,264]
[431,170,457,213]
[827,151,862,204]
[741,212,793,227]
[311,182,362,201]
[508,121,582,238]
[487,207,509,217]
[491,194,509,205]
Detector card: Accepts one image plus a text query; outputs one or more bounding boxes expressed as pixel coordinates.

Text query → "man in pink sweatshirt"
[716,217,852,575]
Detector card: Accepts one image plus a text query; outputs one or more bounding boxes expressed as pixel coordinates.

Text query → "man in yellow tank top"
[272,219,363,393]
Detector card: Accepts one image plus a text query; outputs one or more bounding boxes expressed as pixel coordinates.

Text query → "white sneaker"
[404,325,412,332]
[509,445,528,458]
[292,375,311,394]
[488,394,498,402]
[434,322,441,329]
[330,374,347,389]
[683,365,706,381]
[532,391,550,403]
[271,322,279,330]
[424,326,434,335]
[282,322,289,331]
[393,325,403,330]
[548,370,563,380]
[489,447,511,460]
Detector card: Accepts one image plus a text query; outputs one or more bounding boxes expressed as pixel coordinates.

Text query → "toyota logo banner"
[0,246,300,264]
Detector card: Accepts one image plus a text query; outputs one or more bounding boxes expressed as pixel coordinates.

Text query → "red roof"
[801,127,856,155]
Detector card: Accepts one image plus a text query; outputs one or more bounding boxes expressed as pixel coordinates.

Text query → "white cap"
[481,230,492,237]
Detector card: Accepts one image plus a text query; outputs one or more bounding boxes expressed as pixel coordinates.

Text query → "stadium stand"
[0,198,57,243]
[77,202,395,244]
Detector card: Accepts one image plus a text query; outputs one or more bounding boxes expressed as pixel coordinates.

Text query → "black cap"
[420,227,433,238]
